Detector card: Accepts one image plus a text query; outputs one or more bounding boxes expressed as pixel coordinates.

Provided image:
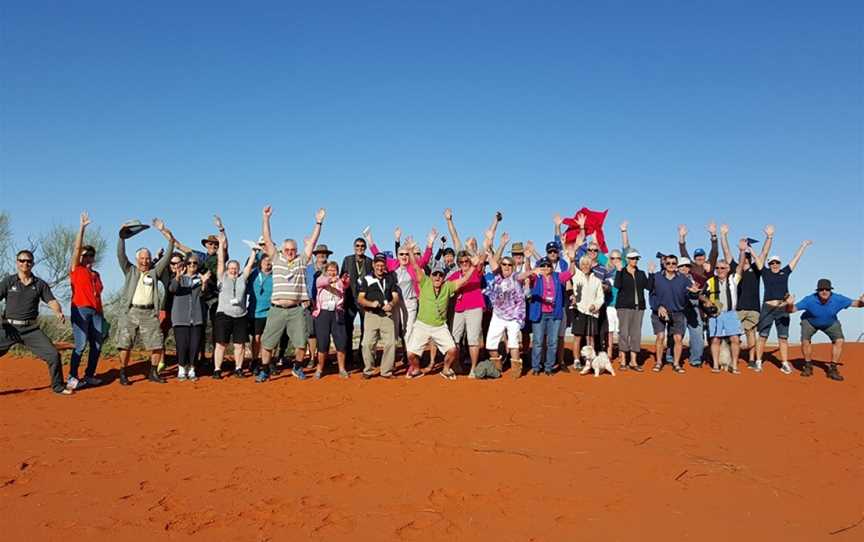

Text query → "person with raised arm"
[66,211,105,390]
[483,232,533,376]
[754,238,813,374]
[0,249,71,395]
[785,281,864,381]
[568,250,606,368]
[255,205,325,383]
[212,232,255,379]
[719,224,772,368]
[614,231,650,371]
[404,238,482,380]
[701,242,746,373]
[678,222,719,288]
[169,253,210,381]
[115,218,175,385]
[367,227,436,359]
[170,215,227,364]
[553,212,580,370]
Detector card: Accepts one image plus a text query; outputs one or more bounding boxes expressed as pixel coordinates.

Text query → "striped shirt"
[271,252,309,304]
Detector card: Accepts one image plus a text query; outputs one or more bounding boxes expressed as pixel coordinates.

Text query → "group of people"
[1,207,861,396]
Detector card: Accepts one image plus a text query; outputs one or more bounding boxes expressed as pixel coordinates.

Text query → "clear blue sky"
[2,1,862,341]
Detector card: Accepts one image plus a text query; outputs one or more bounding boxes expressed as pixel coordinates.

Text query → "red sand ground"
[1,344,862,541]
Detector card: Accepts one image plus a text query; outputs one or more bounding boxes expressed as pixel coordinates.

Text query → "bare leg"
[730,336,740,372]
[801,339,813,362]
[316,351,327,374]
[607,332,614,359]
[654,334,665,368]
[672,335,683,369]
[233,343,245,372]
[443,348,458,373]
[779,338,789,364]
[745,329,756,362]
[710,338,721,370]
[756,335,768,362]
[571,335,583,366]
[468,345,480,374]
[214,343,226,372]
[336,351,346,373]
[831,339,844,363]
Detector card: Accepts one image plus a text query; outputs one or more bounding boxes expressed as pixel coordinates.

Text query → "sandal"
[730,368,741,375]
[629,364,643,372]
[673,366,685,374]
[619,363,628,371]
[652,364,663,372]
[711,367,721,373]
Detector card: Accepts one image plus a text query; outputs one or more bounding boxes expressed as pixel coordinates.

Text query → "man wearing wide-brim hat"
[785,279,864,381]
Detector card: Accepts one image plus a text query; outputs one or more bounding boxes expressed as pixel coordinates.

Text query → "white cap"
[768,255,781,264]
[257,235,265,245]
[626,249,641,258]
[677,257,692,267]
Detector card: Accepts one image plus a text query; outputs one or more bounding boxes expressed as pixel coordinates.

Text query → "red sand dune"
[1,343,862,541]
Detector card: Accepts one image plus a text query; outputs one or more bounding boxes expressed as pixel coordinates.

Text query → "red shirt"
[70,265,103,312]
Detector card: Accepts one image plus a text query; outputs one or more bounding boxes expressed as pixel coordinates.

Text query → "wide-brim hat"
[119,220,150,239]
[511,242,524,254]
[201,235,219,247]
[312,244,333,255]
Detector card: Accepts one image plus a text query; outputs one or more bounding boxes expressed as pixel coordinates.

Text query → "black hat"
[537,257,552,267]
[545,241,560,253]
[816,279,833,291]
[373,252,388,263]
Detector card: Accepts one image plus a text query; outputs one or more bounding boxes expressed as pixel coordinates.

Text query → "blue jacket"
[528,272,566,322]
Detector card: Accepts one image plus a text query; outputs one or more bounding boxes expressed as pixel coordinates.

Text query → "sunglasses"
[716,266,729,270]
[187,261,199,266]
[398,253,409,257]
[817,288,831,292]
[546,249,559,254]
[17,258,33,264]
[355,244,366,248]
[627,256,640,260]
[610,256,621,260]
[500,263,513,267]
[587,248,599,253]
[170,260,183,265]
[666,262,678,266]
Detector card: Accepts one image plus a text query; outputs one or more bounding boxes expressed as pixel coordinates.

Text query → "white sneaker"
[780,361,793,375]
[754,359,763,373]
[66,376,80,391]
[82,376,102,387]
[177,365,187,381]
[187,367,197,381]
[468,370,477,379]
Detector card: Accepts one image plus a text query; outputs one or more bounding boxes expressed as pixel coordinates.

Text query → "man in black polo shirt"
[0,250,72,395]
[341,235,373,368]
[357,253,399,379]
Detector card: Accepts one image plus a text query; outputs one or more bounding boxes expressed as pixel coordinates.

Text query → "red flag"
[562,208,609,253]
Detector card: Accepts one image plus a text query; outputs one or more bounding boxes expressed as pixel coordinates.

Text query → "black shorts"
[314,310,348,353]
[651,311,686,337]
[571,310,600,337]
[214,312,250,344]
[253,317,267,336]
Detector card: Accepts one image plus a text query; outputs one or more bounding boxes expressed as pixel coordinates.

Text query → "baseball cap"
[373,253,387,263]
[626,249,641,259]
[430,263,447,275]
[768,255,781,264]
[545,241,560,253]
[693,248,706,257]
[536,257,552,267]
[678,257,692,267]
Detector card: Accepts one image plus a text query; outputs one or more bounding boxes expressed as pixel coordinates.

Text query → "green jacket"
[117,235,175,315]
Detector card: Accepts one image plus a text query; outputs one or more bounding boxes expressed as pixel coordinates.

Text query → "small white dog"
[580,345,615,377]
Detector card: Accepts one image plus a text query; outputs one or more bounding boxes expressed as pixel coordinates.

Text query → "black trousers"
[0,323,64,393]
[343,302,365,365]
[174,325,203,368]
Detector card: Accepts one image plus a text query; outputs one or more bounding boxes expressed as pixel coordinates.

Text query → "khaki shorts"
[261,305,308,352]
[452,307,483,346]
[116,307,163,351]
[737,310,759,332]
[407,320,456,356]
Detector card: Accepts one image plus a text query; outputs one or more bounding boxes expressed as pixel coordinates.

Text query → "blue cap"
[537,257,552,267]
[693,248,706,257]
[545,241,560,252]
[746,238,759,246]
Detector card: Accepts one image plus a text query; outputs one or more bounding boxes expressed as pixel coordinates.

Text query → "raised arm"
[151,218,176,276]
[719,224,732,263]
[734,238,747,282]
[707,221,719,266]
[242,245,256,278]
[303,208,326,261]
[443,208,462,251]
[620,220,631,253]
[788,240,812,271]
[216,233,226,277]
[116,231,132,273]
[71,211,90,272]
[418,229,437,267]
[260,205,277,258]
[405,239,425,279]
[678,224,691,259]
[491,232,509,270]
[753,225,774,270]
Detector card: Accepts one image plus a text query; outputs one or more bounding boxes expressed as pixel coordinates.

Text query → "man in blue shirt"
[648,255,701,373]
[786,279,863,381]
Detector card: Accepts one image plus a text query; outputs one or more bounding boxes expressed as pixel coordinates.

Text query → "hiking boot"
[118,370,131,386]
[147,366,167,384]
[510,362,523,379]
[826,363,844,382]
[800,362,813,377]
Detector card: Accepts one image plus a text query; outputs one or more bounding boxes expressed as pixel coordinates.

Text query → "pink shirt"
[370,243,432,296]
[313,275,347,317]
[448,268,484,312]
[541,276,556,313]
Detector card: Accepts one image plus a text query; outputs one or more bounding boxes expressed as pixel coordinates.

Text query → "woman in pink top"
[313,262,350,379]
